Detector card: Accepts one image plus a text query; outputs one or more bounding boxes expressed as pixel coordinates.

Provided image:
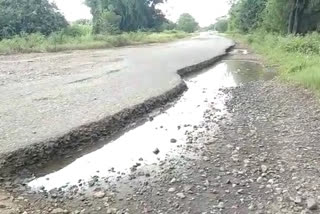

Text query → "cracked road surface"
[0,34,234,156]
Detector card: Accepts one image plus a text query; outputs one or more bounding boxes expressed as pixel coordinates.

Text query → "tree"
[229,0,320,34]
[95,10,121,34]
[85,0,167,33]
[214,18,229,33]
[262,0,320,34]
[287,0,320,34]
[0,0,68,39]
[288,0,306,34]
[261,0,290,33]
[229,0,267,32]
[176,13,199,33]
[158,20,176,31]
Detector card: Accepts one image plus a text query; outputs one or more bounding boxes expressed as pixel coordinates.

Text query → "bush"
[158,21,176,32]
[230,32,320,91]
[0,31,188,54]
[62,25,92,37]
[93,11,121,35]
[280,33,320,55]
[0,33,46,53]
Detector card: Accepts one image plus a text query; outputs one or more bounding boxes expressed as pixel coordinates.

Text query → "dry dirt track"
[0,34,234,160]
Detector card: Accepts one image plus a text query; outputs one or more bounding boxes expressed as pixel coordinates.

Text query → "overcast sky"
[53,0,230,27]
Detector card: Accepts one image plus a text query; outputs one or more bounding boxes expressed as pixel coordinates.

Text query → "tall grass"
[230,32,320,91]
[0,26,188,54]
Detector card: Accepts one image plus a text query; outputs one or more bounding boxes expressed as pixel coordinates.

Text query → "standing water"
[28,60,275,191]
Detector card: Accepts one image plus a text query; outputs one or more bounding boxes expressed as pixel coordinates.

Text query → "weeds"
[0,27,188,54]
[230,32,320,91]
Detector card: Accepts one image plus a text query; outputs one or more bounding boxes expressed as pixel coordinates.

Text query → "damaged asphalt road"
[2,38,320,214]
[0,34,234,174]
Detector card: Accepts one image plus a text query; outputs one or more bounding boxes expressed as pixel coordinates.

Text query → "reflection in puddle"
[28,60,275,191]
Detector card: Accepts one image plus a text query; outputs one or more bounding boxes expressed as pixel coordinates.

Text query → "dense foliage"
[0,0,68,39]
[229,0,320,34]
[0,30,188,54]
[206,18,228,33]
[231,32,320,91]
[228,0,267,32]
[85,0,168,34]
[176,13,199,33]
[213,18,229,33]
[228,0,320,93]
[0,0,195,54]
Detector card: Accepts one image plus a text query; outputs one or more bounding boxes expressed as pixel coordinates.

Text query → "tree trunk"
[289,0,306,34]
[288,6,295,33]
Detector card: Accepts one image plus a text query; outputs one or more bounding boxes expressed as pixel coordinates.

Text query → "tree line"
[228,0,320,34]
[0,0,199,39]
[0,0,68,38]
[85,0,167,33]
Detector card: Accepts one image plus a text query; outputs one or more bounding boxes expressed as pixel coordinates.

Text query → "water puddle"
[28,60,275,191]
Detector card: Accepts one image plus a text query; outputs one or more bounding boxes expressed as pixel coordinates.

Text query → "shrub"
[0,33,46,53]
[94,11,121,35]
[62,25,92,37]
[280,33,320,55]
[0,31,188,54]
[231,32,320,92]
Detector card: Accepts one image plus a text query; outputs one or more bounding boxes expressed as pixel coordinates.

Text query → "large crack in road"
[0,34,234,176]
[2,42,320,214]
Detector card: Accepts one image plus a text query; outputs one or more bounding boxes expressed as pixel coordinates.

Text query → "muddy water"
[28,60,275,191]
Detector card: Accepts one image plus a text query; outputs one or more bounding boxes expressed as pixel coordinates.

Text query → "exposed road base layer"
[0,46,234,177]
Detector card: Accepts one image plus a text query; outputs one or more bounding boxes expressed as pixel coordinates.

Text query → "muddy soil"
[2,46,320,214]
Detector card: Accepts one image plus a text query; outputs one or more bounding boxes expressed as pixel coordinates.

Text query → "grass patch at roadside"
[0,30,189,55]
[229,32,320,91]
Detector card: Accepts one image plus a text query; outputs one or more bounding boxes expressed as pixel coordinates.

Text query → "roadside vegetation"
[224,0,320,92]
[206,17,229,33]
[0,29,188,54]
[176,13,199,33]
[0,0,198,54]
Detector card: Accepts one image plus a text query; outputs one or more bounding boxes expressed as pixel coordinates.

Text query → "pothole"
[27,59,276,192]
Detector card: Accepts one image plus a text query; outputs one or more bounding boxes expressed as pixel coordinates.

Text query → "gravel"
[307,198,318,210]
[2,49,320,213]
[103,80,320,213]
[93,191,106,199]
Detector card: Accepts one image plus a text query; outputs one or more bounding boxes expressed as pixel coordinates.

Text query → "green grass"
[229,31,320,91]
[0,30,188,54]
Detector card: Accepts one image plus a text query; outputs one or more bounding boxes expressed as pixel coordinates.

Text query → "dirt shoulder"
[109,81,320,214]
[101,46,320,213]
